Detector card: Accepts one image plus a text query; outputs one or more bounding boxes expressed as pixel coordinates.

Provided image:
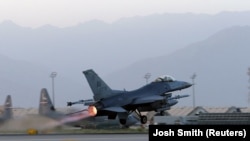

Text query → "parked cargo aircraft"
[83,69,191,125]
[0,95,13,124]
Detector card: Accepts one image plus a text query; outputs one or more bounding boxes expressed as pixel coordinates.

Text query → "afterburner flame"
[88,106,97,116]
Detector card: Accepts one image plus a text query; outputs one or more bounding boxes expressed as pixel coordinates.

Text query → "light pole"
[144,73,151,84]
[190,73,197,108]
[247,68,250,107]
[50,72,57,106]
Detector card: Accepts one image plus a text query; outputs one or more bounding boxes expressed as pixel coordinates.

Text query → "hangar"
[149,106,250,125]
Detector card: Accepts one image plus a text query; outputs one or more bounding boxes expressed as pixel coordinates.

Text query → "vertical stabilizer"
[2,95,13,119]
[83,69,113,101]
[39,88,56,116]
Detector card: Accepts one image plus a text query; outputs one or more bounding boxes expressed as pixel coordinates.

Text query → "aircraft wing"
[99,95,163,112]
[131,95,164,105]
[103,107,127,112]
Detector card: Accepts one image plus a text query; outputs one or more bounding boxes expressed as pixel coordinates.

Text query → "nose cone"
[179,81,193,90]
[166,81,193,92]
[184,82,193,88]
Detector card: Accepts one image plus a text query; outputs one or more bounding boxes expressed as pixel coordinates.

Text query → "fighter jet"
[0,95,13,124]
[83,69,192,125]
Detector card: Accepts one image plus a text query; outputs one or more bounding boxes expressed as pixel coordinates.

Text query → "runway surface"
[0,133,148,141]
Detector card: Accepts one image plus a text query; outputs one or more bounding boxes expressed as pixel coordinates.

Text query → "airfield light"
[88,106,97,116]
[144,73,151,84]
[50,72,57,107]
[190,73,197,108]
[247,68,250,107]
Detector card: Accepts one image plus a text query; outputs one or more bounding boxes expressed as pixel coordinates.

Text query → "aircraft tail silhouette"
[83,69,122,101]
[39,88,56,116]
[1,95,13,120]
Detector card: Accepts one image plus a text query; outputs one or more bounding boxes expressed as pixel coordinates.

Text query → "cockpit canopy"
[154,75,176,82]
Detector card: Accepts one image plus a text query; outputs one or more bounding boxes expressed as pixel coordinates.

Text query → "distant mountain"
[105,26,250,107]
[1,11,250,76]
[0,54,88,108]
[1,11,250,107]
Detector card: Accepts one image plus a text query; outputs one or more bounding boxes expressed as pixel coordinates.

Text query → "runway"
[0,133,148,141]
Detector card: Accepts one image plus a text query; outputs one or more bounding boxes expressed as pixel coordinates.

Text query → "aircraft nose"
[187,82,193,87]
[184,82,192,88]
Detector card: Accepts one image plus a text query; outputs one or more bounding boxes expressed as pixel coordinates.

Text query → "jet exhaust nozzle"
[88,106,97,116]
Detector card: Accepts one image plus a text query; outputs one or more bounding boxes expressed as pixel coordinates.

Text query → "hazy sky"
[0,0,250,28]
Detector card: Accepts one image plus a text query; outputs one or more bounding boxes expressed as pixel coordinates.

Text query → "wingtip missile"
[169,94,189,100]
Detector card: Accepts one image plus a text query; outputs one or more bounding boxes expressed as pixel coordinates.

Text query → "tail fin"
[83,69,114,101]
[2,95,13,119]
[39,88,56,116]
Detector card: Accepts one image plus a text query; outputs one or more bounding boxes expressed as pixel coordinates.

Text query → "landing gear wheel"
[140,115,147,124]
[119,119,127,125]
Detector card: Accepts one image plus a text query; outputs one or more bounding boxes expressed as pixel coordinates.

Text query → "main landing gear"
[134,109,147,124]
[119,109,148,125]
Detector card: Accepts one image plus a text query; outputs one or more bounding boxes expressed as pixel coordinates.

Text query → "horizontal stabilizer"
[132,95,164,105]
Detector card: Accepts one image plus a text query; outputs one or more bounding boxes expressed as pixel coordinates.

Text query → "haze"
[0,1,250,108]
[0,0,250,28]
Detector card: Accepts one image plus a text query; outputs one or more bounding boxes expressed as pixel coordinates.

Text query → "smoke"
[0,115,60,132]
[0,110,92,132]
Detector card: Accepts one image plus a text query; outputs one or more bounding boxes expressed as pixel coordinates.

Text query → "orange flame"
[88,106,97,116]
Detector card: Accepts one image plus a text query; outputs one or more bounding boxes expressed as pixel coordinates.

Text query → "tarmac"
[0,133,148,141]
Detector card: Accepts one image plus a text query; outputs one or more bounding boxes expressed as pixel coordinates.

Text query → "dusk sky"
[1,1,250,108]
[1,0,250,28]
